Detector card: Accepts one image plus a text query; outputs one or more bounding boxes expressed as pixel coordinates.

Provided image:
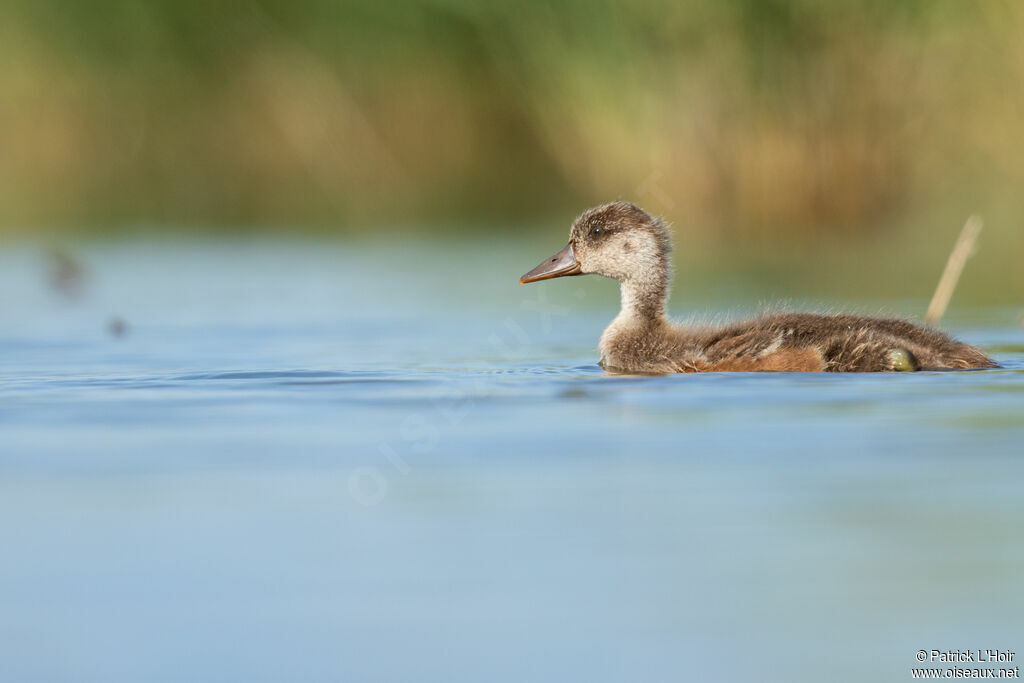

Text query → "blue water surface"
[1,240,1023,682]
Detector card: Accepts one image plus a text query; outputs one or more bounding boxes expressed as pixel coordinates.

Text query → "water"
[2,240,1023,682]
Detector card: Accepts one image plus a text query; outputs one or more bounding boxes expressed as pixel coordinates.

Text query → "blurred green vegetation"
[2,1,1023,270]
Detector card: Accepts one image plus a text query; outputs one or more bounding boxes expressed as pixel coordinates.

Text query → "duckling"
[519,202,998,373]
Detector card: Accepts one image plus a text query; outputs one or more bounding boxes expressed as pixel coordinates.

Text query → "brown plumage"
[519,201,998,373]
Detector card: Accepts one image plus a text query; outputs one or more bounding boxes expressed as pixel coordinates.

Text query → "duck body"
[599,311,996,373]
[520,201,997,374]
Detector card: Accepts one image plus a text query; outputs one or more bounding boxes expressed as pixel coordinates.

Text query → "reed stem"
[925,215,983,326]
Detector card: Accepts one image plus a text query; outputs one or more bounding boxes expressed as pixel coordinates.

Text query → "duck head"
[519,201,672,285]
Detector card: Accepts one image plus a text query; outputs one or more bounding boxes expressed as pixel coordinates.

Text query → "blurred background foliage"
[1,0,1023,302]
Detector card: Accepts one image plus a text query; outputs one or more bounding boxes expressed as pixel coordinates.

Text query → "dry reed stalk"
[925,215,983,326]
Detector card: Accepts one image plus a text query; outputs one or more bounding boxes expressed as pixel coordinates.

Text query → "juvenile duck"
[519,202,997,373]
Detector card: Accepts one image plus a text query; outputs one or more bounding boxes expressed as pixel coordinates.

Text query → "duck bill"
[519,243,582,284]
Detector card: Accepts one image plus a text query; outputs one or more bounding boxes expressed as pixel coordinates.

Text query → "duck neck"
[617,269,668,326]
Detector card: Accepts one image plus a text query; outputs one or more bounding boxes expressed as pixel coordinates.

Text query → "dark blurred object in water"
[44,246,87,299]
[107,317,128,338]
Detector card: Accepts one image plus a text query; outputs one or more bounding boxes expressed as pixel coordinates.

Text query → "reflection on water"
[1,241,1023,683]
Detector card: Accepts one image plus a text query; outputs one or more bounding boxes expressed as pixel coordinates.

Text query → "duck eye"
[591,227,602,236]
